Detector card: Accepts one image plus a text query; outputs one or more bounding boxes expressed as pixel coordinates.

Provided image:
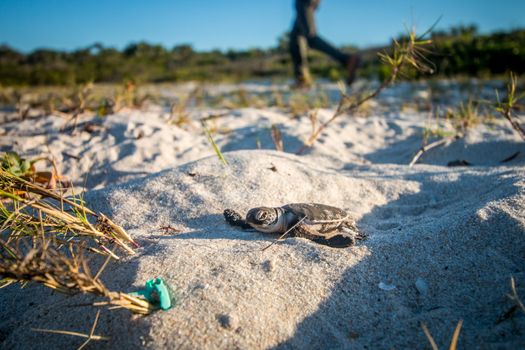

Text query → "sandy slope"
[1,82,525,349]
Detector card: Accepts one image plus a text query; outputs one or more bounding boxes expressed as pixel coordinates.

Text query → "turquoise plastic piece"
[130,277,173,311]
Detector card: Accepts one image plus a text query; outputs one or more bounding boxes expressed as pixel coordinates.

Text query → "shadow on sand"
[272,170,525,348]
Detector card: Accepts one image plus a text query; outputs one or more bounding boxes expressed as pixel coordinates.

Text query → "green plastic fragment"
[130,277,174,311]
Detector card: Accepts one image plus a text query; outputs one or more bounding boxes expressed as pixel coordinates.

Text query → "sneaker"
[346,54,361,85]
[291,73,313,90]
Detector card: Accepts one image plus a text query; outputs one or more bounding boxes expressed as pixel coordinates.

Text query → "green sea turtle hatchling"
[223,203,365,248]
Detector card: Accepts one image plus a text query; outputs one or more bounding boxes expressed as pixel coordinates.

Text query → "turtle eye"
[256,211,267,221]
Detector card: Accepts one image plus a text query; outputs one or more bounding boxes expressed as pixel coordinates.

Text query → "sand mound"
[2,81,525,348]
[2,150,524,349]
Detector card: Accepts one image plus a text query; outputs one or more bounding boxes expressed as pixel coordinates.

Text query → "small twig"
[500,151,520,163]
[31,327,108,341]
[261,216,306,252]
[62,152,81,160]
[77,310,102,350]
[508,276,525,314]
[449,319,463,350]
[296,73,397,155]
[271,124,284,152]
[421,319,463,350]
[421,322,438,350]
[409,134,463,167]
[502,108,525,141]
[31,311,109,349]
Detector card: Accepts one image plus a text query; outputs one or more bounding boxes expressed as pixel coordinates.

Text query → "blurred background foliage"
[0,25,524,86]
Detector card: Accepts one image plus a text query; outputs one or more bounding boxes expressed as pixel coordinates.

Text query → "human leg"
[289,21,312,87]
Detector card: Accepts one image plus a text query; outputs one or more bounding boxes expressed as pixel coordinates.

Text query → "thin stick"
[502,109,525,141]
[421,323,439,350]
[409,134,463,167]
[31,328,108,341]
[509,276,525,314]
[261,216,306,252]
[449,319,463,350]
[94,254,112,280]
[77,310,102,350]
[296,70,398,155]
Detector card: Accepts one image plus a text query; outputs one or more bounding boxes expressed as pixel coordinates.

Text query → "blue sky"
[1,0,524,53]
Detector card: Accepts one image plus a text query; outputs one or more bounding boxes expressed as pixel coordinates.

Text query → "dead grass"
[1,242,155,314]
[297,23,437,154]
[0,168,136,259]
[421,319,463,350]
[32,310,109,350]
[0,154,159,314]
[495,72,525,141]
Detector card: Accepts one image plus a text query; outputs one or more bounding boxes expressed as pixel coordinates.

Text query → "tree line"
[0,25,524,86]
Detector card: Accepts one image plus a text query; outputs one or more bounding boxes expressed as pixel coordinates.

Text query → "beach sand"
[1,81,524,349]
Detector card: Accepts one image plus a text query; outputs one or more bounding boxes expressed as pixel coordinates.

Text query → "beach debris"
[268,164,278,172]
[216,313,238,330]
[500,151,520,163]
[261,259,274,273]
[378,282,396,291]
[129,277,174,311]
[160,225,181,235]
[415,277,429,295]
[224,203,365,249]
[447,160,472,167]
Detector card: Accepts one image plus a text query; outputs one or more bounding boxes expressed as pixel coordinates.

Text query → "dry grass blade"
[261,216,306,252]
[77,310,102,350]
[31,328,108,341]
[0,168,136,257]
[271,124,284,152]
[31,311,109,350]
[421,322,439,350]
[0,243,155,314]
[508,276,525,314]
[495,72,525,141]
[449,319,463,350]
[421,319,463,350]
[202,121,228,165]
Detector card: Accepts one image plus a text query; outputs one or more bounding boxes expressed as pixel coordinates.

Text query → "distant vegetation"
[0,25,524,86]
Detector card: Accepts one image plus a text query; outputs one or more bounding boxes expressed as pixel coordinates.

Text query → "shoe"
[291,74,313,90]
[346,54,361,86]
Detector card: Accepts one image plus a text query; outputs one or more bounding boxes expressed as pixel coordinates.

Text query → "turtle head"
[246,207,282,233]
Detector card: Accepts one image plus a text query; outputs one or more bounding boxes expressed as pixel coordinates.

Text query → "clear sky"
[1,0,524,53]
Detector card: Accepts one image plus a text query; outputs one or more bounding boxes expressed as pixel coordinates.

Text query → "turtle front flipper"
[223,209,252,230]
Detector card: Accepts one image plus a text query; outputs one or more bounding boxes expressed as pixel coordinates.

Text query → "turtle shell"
[283,203,349,234]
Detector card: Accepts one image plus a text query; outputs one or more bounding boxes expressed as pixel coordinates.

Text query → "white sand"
[1,81,525,349]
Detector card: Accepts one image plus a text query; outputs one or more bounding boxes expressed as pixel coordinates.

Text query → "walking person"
[290,0,360,88]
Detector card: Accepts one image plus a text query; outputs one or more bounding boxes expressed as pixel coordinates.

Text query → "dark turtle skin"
[223,203,365,248]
